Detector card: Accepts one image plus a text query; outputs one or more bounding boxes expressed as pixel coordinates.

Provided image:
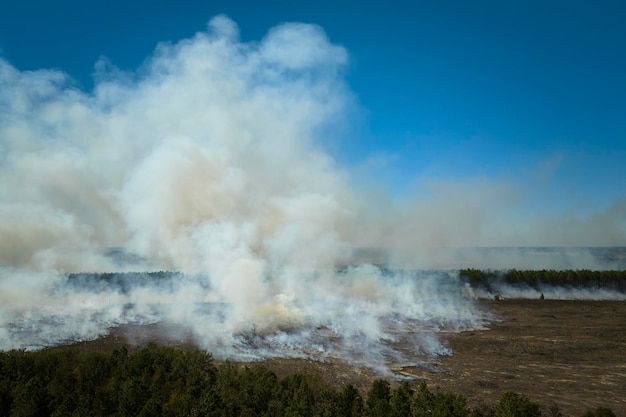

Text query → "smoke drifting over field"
[1,269,486,374]
[0,16,623,369]
[0,16,485,368]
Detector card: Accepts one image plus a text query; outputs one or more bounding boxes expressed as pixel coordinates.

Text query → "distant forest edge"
[459,269,626,294]
[66,268,626,295]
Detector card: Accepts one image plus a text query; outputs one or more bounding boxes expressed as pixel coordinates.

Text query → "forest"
[458,269,626,293]
[0,344,616,417]
[66,269,626,295]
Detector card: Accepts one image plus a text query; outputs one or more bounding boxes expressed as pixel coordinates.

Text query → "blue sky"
[1,1,625,235]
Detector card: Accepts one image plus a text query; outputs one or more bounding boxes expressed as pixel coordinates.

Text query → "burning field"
[1,13,626,417]
[36,292,626,417]
[45,297,626,417]
[2,267,624,416]
[1,268,489,374]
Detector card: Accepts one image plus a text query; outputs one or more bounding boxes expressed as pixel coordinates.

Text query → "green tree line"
[0,344,616,416]
[67,269,626,294]
[459,269,626,293]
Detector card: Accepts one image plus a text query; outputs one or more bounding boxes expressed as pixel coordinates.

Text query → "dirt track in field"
[55,299,626,416]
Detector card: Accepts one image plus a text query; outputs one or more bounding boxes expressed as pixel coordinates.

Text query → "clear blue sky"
[1,0,625,216]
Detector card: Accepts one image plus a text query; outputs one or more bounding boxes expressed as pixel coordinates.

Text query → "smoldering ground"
[1,267,487,375]
[0,16,624,372]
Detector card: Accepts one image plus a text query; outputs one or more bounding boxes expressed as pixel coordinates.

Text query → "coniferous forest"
[459,269,626,293]
[0,344,617,417]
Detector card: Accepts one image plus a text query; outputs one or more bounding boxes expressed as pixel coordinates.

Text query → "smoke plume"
[0,16,622,371]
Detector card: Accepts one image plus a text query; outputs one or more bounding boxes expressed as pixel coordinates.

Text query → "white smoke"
[1,15,353,273]
[0,16,488,372]
[0,15,622,372]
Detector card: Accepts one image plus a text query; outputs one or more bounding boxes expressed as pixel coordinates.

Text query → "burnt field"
[229,299,626,416]
[408,299,626,416]
[53,298,626,416]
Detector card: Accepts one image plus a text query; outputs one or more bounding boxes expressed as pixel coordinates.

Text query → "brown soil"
[54,299,626,416]
[412,300,626,416]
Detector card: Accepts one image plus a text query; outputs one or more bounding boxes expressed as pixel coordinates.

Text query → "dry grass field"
[409,300,626,416]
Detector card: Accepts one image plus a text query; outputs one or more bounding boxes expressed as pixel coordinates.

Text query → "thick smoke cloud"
[1,16,355,272]
[0,16,486,370]
[0,16,622,370]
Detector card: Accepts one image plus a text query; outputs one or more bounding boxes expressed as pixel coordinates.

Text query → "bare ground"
[408,300,626,416]
[54,299,626,416]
